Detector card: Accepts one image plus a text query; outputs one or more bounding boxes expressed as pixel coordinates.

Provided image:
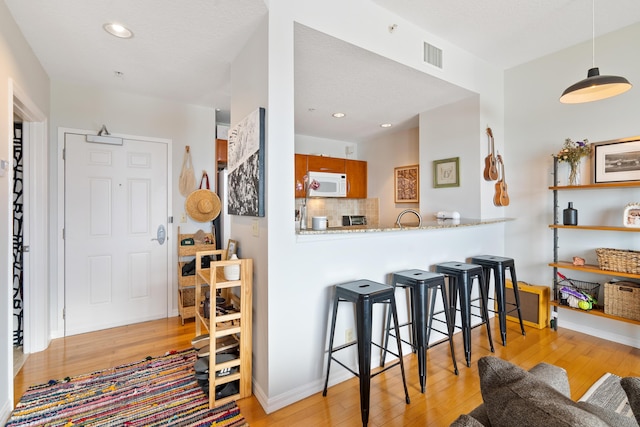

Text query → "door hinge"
[62,228,65,239]
[62,308,65,320]
[62,148,65,160]
[168,216,173,224]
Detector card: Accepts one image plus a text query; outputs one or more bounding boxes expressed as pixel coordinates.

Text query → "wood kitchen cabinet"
[295,154,367,199]
[345,159,367,198]
[294,154,308,198]
[216,139,228,170]
[307,155,345,173]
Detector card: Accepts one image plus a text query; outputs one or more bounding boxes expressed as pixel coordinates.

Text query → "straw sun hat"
[185,189,221,222]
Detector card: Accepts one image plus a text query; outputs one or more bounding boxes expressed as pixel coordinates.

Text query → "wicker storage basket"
[595,248,640,274]
[604,281,640,321]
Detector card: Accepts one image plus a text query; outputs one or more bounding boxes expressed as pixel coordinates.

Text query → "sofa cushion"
[527,362,571,397]
[449,414,486,427]
[478,356,634,427]
[621,377,640,425]
[459,360,572,427]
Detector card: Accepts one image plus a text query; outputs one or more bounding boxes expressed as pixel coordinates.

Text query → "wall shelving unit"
[550,157,640,328]
[194,250,253,409]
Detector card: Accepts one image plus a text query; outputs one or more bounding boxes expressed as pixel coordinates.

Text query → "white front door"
[64,132,169,336]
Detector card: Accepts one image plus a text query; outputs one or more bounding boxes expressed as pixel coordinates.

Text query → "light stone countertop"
[297,217,513,235]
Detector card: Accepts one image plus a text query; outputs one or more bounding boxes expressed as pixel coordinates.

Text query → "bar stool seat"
[323,279,410,427]
[470,255,526,345]
[435,262,495,367]
[381,269,458,393]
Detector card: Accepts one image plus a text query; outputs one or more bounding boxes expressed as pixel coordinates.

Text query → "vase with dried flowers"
[555,138,591,186]
[295,174,320,229]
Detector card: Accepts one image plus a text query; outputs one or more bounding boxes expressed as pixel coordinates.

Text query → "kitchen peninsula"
[297,217,512,235]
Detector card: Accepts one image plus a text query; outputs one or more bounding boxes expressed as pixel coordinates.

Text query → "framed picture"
[226,239,238,258]
[433,157,460,188]
[394,165,419,203]
[592,137,640,183]
[623,203,640,228]
[227,107,266,216]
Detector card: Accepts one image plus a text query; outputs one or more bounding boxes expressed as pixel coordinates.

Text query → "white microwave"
[307,171,347,197]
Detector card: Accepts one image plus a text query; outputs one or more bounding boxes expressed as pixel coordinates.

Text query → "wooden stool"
[470,255,526,345]
[381,269,459,393]
[323,279,410,427]
[435,262,495,367]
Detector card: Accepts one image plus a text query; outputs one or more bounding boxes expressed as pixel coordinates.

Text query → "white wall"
[0,1,50,417]
[229,14,270,404]
[49,80,218,336]
[422,96,484,218]
[260,0,505,413]
[295,134,358,159]
[361,127,419,226]
[504,22,640,347]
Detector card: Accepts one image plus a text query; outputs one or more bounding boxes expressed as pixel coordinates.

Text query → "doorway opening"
[12,121,26,376]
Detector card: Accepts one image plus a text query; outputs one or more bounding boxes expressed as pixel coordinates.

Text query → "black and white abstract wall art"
[227,107,265,217]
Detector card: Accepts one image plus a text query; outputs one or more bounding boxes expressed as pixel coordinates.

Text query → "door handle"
[151,224,166,245]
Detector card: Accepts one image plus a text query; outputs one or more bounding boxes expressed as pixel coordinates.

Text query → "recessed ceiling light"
[332,112,346,118]
[380,123,392,128]
[103,23,133,39]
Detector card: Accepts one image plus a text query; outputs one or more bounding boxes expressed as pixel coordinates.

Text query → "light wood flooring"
[13,316,640,426]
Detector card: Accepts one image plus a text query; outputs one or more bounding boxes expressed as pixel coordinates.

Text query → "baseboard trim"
[1,399,13,425]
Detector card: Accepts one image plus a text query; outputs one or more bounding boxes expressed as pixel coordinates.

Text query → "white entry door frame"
[55,128,173,337]
[10,80,48,355]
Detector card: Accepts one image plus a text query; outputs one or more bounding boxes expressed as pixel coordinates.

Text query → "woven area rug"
[579,372,633,419]
[5,348,248,427]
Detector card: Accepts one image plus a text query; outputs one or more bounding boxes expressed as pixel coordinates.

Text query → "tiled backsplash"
[296,198,379,228]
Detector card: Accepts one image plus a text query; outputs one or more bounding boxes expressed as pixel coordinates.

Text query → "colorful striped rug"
[6,348,248,427]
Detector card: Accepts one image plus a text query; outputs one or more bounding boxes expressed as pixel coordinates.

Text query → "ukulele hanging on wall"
[483,127,499,181]
[493,154,510,207]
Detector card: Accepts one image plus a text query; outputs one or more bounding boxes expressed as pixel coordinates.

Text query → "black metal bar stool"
[435,262,494,367]
[323,279,410,427]
[470,255,526,345]
[381,269,458,393]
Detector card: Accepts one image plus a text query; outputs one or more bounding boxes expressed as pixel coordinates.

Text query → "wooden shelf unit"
[550,300,640,325]
[549,224,640,232]
[550,159,640,327]
[177,226,216,324]
[195,250,252,409]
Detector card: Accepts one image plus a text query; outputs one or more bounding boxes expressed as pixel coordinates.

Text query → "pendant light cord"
[591,0,595,68]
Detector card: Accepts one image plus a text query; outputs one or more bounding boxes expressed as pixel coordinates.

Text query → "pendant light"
[559,0,631,104]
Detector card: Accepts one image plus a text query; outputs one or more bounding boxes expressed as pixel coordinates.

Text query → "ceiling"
[5,0,640,142]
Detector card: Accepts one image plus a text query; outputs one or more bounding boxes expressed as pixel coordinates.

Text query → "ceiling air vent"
[423,41,442,68]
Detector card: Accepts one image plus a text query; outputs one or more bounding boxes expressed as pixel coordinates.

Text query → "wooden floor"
[14,316,640,426]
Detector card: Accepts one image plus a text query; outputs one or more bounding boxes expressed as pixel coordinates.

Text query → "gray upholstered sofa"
[450,356,640,427]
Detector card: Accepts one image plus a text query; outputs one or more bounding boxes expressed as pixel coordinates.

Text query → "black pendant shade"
[560,67,632,104]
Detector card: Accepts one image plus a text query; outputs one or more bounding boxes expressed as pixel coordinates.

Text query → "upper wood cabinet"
[307,155,345,173]
[345,159,367,198]
[295,154,367,199]
[294,154,308,198]
[216,139,228,164]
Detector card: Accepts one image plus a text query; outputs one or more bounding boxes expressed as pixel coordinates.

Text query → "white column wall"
[259,0,505,413]
[0,1,50,416]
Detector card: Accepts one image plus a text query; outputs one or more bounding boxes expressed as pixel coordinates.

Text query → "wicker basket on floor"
[595,248,640,274]
[604,281,640,321]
